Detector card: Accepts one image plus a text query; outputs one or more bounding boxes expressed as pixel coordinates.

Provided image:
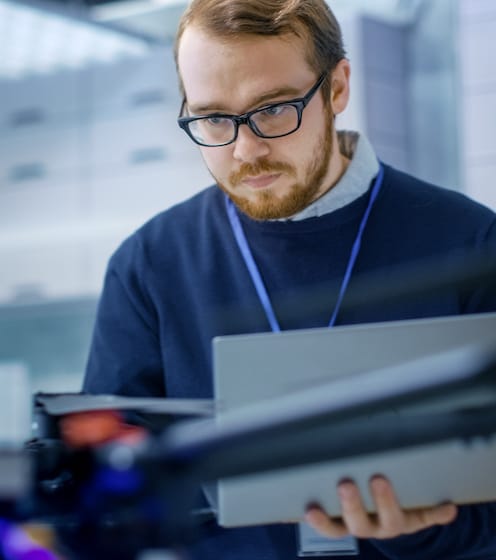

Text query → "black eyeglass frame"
[177,72,328,147]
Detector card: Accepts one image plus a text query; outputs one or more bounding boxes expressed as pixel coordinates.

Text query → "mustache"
[229,159,296,186]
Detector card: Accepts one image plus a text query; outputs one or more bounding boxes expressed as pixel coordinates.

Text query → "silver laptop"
[212,312,496,527]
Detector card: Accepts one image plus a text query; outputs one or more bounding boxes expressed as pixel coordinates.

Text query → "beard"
[213,115,334,221]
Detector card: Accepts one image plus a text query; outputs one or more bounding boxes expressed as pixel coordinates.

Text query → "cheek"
[200,147,231,176]
[288,113,322,149]
[280,133,316,168]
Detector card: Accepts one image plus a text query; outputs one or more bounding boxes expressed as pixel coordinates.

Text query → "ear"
[329,59,350,115]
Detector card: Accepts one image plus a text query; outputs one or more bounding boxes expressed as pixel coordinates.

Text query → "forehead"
[177,26,315,112]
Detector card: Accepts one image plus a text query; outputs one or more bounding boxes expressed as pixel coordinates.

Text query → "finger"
[370,476,458,536]
[338,481,378,538]
[305,505,350,539]
[404,503,458,534]
[369,476,406,537]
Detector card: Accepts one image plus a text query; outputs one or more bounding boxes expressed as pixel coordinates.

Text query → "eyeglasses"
[177,73,327,147]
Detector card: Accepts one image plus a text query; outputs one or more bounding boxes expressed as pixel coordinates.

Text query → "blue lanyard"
[225,163,384,332]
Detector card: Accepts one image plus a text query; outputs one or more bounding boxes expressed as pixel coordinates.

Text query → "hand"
[305,476,458,540]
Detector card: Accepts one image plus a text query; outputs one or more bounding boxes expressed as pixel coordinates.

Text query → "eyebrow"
[188,85,303,115]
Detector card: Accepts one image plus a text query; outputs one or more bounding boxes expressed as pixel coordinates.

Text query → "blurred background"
[0,0,494,394]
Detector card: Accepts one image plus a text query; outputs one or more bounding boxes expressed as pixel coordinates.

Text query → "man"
[84,0,496,558]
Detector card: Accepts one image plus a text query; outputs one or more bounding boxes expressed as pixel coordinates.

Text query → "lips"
[242,173,281,189]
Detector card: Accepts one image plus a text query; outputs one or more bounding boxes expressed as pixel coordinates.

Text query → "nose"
[232,124,270,163]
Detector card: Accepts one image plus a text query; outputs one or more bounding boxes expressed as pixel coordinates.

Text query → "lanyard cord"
[225,163,384,332]
[226,196,282,332]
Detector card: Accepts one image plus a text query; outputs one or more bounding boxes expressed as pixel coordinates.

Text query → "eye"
[260,104,290,117]
[205,116,231,127]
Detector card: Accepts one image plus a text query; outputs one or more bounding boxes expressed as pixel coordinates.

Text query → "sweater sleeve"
[369,503,496,559]
[83,237,166,398]
[461,217,496,313]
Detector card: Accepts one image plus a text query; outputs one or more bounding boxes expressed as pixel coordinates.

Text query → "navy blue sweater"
[84,165,496,559]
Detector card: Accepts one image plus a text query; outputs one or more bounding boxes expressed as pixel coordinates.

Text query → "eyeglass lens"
[188,104,299,146]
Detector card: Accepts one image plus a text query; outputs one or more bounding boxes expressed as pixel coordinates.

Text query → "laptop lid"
[212,312,496,526]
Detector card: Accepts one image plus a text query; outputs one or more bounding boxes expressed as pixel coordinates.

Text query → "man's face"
[177,27,342,220]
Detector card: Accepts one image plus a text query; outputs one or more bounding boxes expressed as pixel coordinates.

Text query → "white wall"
[458,0,496,209]
[0,47,211,303]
